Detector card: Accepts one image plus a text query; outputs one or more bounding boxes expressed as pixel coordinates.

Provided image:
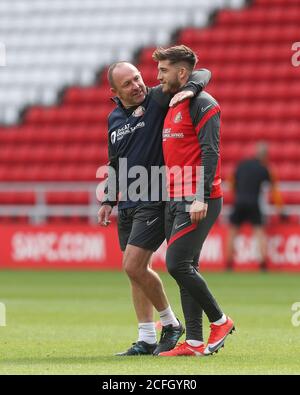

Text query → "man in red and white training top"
[152,45,234,357]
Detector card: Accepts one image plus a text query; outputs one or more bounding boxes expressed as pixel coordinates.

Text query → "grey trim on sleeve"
[189,94,220,201]
[150,68,211,109]
[182,68,211,96]
[196,113,220,201]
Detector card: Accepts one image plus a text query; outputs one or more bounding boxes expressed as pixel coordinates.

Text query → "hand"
[169,90,194,107]
[189,200,208,224]
[97,205,112,226]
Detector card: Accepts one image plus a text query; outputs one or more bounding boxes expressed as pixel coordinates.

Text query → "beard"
[164,77,181,94]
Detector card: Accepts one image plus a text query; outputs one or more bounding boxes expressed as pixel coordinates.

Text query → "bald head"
[107,62,134,89]
[107,62,147,108]
[256,141,268,161]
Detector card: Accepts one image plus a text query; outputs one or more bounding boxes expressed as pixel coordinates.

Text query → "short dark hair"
[152,45,198,70]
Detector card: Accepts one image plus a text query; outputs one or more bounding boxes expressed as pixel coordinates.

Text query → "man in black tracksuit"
[98,61,210,355]
[227,142,283,269]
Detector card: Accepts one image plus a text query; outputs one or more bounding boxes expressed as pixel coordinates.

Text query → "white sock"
[158,306,179,328]
[138,322,157,344]
[212,314,227,326]
[186,340,204,347]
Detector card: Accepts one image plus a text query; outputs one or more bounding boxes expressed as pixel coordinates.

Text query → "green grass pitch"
[0,270,299,375]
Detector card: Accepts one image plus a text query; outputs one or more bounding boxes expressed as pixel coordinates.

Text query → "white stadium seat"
[0,0,245,124]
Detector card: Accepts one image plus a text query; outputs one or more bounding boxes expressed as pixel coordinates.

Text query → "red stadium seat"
[0,216,30,224]
[0,191,36,205]
[217,7,300,26]
[24,105,112,124]
[138,47,157,65]
[179,26,300,45]
[63,86,112,104]
[274,191,300,205]
[46,191,90,205]
[272,163,300,181]
[0,0,299,221]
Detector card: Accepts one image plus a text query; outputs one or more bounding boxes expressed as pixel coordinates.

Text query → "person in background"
[226,141,284,270]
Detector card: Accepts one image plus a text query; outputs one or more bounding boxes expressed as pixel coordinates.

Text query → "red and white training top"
[162,90,222,201]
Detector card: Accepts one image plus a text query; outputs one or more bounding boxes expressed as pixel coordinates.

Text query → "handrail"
[0,181,299,224]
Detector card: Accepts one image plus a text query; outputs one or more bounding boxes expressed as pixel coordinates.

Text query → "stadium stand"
[0,0,244,124]
[0,0,299,224]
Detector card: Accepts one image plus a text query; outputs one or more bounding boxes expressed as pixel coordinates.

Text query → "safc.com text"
[12,232,106,261]
[268,234,300,265]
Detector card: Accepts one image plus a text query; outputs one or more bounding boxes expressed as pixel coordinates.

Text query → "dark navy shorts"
[117,202,165,252]
[229,202,263,226]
